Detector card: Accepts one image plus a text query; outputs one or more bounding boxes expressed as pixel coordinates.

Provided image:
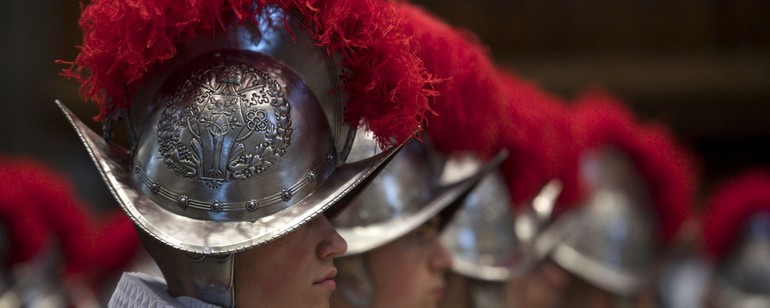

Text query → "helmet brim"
[57,100,402,255]
[534,209,645,296]
[337,150,508,256]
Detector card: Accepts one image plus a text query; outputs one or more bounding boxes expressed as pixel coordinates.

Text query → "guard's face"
[505,260,570,308]
[234,215,347,307]
[368,218,453,308]
[506,260,656,308]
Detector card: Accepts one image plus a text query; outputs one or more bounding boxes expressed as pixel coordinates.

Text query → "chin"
[308,299,331,308]
[303,293,333,308]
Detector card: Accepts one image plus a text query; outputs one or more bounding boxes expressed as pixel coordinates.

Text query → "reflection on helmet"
[713,212,770,307]
[58,4,416,307]
[703,171,770,307]
[332,128,507,306]
[538,146,658,297]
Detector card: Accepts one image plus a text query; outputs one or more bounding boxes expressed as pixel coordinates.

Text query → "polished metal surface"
[1,246,68,307]
[132,50,336,221]
[469,280,505,308]
[440,155,563,281]
[187,254,234,307]
[657,247,711,308]
[56,3,410,258]
[439,156,519,282]
[713,212,770,308]
[713,278,770,308]
[136,228,234,307]
[441,164,526,281]
[130,5,353,159]
[334,129,508,256]
[59,5,407,308]
[536,146,658,296]
[518,180,563,244]
[57,95,400,255]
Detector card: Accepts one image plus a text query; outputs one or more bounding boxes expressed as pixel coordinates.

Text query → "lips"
[313,268,338,289]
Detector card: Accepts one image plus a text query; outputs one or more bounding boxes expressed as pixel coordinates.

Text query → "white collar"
[108,272,221,308]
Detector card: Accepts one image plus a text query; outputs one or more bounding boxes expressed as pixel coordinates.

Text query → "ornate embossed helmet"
[59,0,437,306]
[703,170,770,307]
[535,91,697,297]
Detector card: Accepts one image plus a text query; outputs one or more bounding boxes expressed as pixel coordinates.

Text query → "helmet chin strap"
[186,253,235,307]
[137,230,235,307]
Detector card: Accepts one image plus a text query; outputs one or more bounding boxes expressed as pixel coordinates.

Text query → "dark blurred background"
[0,0,769,212]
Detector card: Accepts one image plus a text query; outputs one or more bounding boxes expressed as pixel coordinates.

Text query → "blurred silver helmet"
[440,155,562,282]
[712,212,770,308]
[58,5,401,307]
[331,129,505,307]
[333,130,507,256]
[535,145,658,297]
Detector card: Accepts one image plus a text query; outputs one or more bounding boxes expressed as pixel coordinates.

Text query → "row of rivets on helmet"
[133,151,335,212]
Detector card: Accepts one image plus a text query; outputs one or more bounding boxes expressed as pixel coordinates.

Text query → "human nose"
[315,215,348,260]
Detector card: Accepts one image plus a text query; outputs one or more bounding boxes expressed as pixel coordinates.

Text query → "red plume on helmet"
[59,0,439,147]
[495,73,582,210]
[0,156,140,286]
[702,170,770,260]
[0,157,51,267]
[393,3,581,208]
[569,90,698,244]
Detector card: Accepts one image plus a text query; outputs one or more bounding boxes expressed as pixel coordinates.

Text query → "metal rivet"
[306,171,316,183]
[211,200,223,211]
[245,199,259,212]
[150,181,161,193]
[280,189,292,202]
[178,195,189,208]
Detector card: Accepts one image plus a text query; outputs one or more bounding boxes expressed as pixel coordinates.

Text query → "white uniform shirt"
[108,272,221,308]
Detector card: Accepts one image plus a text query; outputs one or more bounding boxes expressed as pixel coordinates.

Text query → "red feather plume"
[0,156,140,286]
[0,158,51,267]
[570,90,698,243]
[59,0,438,147]
[393,3,581,207]
[702,170,770,260]
[495,73,582,209]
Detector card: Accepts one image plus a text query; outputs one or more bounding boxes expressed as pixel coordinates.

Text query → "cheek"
[368,245,430,304]
[234,234,316,304]
[235,249,290,302]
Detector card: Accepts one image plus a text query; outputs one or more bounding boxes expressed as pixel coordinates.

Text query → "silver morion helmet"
[536,145,659,297]
[333,130,508,256]
[713,212,770,307]
[57,5,402,257]
[440,156,562,282]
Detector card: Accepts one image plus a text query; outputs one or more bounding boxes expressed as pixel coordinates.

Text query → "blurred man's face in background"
[367,219,453,308]
[507,260,656,308]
